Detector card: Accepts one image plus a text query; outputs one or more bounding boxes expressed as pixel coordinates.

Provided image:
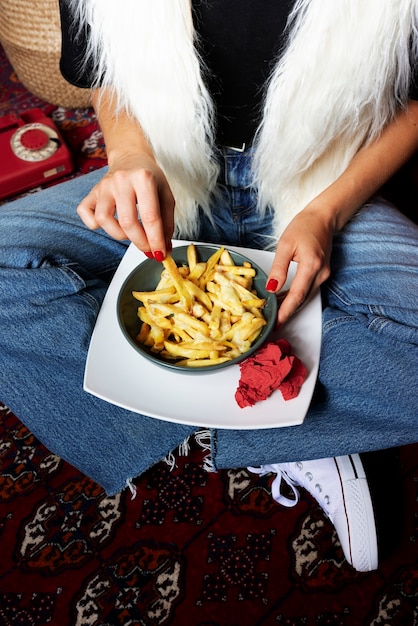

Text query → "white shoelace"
[248,465,300,508]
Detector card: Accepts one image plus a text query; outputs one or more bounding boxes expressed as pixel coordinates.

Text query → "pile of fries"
[132,244,268,367]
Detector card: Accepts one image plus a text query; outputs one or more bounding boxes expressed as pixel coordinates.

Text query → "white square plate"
[84,241,322,429]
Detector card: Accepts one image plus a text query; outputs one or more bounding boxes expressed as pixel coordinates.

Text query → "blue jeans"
[1,149,417,494]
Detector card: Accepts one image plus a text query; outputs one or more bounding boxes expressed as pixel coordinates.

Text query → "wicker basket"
[0,0,91,108]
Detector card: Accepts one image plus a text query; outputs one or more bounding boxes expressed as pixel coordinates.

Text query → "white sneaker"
[248,454,378,572]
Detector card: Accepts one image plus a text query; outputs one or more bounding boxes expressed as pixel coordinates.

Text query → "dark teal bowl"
[117,245,277,373]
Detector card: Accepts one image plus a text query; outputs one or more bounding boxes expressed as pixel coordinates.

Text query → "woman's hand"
[77,153,175,260]
[266,206,335,324]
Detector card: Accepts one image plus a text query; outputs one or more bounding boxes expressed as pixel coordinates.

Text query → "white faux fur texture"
[253,0,418,237]
[69,0,418,241]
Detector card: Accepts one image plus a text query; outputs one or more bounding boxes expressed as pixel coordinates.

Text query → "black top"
[59,0,418,146]
[192,0,294,144]
[59,1,93,89]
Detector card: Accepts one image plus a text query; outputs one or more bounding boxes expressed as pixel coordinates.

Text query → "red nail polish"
[144,251,153,258]
[154,250,164,262]
[266,278,278,292]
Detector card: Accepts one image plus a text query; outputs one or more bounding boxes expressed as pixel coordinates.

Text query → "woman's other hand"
[266,206,334,324]
[266,100,418,323]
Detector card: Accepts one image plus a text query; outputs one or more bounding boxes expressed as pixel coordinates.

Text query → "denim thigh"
[213,197,418,469]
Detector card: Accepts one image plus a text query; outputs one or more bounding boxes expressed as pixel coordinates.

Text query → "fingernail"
[144,251,153,259]
[266,278,278,292]
[154,250,164,262]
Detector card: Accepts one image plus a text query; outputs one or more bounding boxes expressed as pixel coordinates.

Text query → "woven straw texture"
[0,0,91,108]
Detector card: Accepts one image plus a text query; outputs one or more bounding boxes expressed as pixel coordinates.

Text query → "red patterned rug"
[1,45,418,626]
[1,403,418,626]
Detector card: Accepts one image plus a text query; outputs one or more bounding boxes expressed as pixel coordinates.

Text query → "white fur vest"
[70,0,418,242]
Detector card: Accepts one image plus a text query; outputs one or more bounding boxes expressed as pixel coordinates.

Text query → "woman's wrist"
[303,171,371,233]
[301,196,343,234]
[106,145,154,169]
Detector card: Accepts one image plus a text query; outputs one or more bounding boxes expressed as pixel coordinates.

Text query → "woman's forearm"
[308,100,418,230]
[269,100,418,323]
[92,88,155,166]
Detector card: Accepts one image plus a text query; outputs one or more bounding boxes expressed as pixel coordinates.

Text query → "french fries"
[132,244,267,367]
